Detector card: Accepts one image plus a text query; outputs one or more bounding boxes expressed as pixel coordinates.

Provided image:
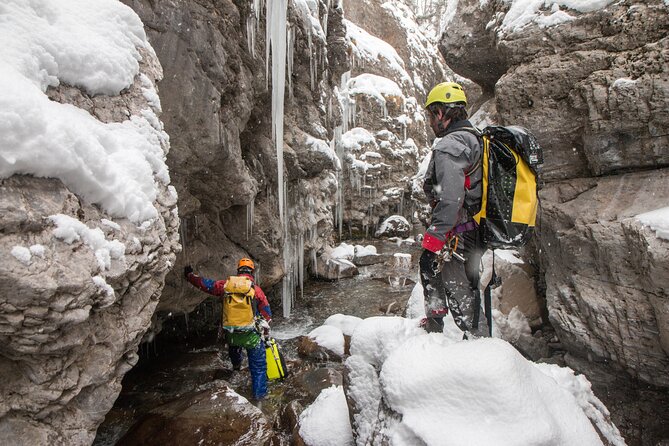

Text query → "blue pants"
[229,343,268,399]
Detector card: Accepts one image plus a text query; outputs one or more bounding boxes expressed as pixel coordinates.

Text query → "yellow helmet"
[237,258,255,271]
[425,82,467,108]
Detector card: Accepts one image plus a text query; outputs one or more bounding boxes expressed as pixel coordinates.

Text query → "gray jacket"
[423,121,482,240]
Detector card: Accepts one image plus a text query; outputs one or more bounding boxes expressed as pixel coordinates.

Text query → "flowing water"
[94,240,421,445]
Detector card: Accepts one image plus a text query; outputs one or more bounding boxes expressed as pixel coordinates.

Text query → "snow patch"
[307,324,345,356]
[380,337,606,445]
[635,206,669,240]
[500,0,617,34]
[49,214,126,271]
[298,385,354,446]
[11,246,32,265]
[324,313,363,336]
[344,20,410,85]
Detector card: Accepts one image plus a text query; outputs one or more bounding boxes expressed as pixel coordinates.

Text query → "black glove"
[184,265,193,278]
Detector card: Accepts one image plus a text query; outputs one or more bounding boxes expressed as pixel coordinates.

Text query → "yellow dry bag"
[470,125,543,249]
[265,338,287,380]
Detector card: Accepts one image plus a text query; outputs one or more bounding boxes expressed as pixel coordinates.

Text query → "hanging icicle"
[246,199,255,240]
[247,0,263,57]
[332,71,354,239]
[266,0,288,224]
[265,0,292,316]
[287,25,295,101]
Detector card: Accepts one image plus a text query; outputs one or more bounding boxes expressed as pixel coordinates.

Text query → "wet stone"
[117,383,274,446]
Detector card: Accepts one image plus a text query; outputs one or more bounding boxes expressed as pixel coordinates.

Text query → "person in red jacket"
[184,258,271,400]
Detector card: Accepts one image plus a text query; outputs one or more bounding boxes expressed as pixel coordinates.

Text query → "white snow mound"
[380,337,605,446]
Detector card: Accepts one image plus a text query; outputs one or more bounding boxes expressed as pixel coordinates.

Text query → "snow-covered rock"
[376,215,412,238]
[0,1,179,444]
[339,316,625,446]
[298,385,354,446]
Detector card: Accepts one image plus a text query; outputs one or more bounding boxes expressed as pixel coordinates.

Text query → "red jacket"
[186,272,272,321]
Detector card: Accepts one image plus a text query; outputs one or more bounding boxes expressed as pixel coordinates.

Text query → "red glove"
[422,232,446,253]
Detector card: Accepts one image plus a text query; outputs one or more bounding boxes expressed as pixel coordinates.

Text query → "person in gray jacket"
[420,82,488,337]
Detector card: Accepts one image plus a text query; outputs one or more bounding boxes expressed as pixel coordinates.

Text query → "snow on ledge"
[0,0,170,224]
[500,0,617,34]
[347,73,404,112]
[635,206,669,240]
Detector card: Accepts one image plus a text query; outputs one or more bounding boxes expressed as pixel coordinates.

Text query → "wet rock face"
[335,0,460,237]
[441,0,669,388]
[0,55,179,444]
[121,0,280,312]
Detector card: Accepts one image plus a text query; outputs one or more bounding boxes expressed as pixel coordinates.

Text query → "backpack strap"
[452,126,483,188]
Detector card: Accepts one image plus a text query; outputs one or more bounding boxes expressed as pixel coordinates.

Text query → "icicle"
[282,237,293,317]
[248,0,264,58]
[333,126,344,239]
[322,0,331,37]
[265,0,297,317]
[179,217,188,262]
[266,0,288,223]
[332,71,354,240]
[298,232,304,297]
[309,34,315,91]
[246,14,256,57]
[287,25,295,101]
[246,199,254,240]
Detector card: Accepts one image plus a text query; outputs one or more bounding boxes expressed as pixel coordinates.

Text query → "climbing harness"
[435,235,465,272]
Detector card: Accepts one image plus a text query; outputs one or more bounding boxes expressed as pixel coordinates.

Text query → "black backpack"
[469,125,544,249]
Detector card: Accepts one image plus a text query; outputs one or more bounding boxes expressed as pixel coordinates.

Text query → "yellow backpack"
[222,276,256,331]
[469,125,543,249]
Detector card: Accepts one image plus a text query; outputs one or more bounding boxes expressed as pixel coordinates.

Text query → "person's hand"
[258,319,270,337]
[184,265,193,278]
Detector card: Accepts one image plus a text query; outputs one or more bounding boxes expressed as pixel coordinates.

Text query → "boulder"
[286,366,344,401]
[313,256,359,281]
[118,383,274,445]
[375,215,411,238]
[297,336,344,362]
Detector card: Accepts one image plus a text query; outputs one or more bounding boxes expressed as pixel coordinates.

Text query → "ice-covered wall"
[122,0,455,319]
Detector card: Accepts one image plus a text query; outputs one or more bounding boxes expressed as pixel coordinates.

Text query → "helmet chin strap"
[435,117,452,137]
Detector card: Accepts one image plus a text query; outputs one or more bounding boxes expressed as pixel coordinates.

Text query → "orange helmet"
[237,258,255,271]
